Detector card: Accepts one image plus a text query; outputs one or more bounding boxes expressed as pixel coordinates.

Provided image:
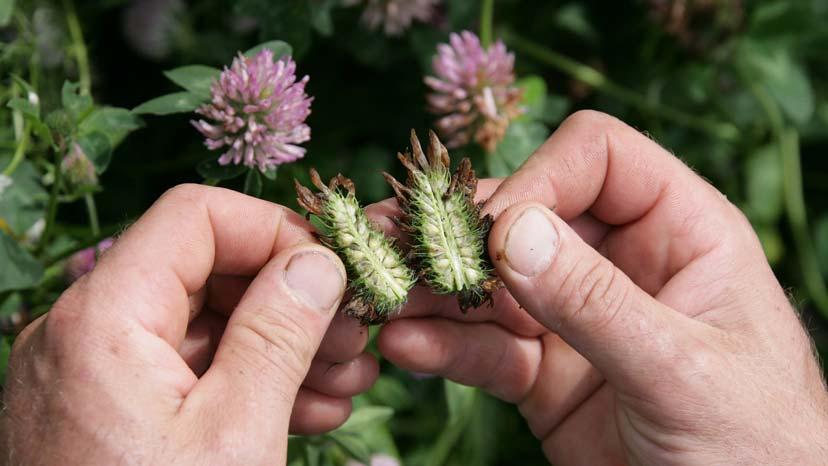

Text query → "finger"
[542,385,625,465]
[484,110,725,223]
[206,275,370,363]
[378,318,541,402]
[303,353,379,398]
[316,309,371,363]
[178,311,226,376]
[289,387,352,435]
[386,211,607,337]
[183,243,346,441]
[81,185,315,351]
[393,285,547,337]
[379,318,603,435]
[483,111,736,295]
[490,202,719,392]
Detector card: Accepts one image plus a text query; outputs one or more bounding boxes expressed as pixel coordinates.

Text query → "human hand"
[0,185,378,465]
[376,111,828,465]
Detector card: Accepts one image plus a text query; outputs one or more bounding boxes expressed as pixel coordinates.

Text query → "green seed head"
[296,170,416,324]
[385,130,501,310]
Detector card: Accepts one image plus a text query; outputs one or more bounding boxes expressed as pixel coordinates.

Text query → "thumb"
[489,203,708,391]
[184,243,346,446]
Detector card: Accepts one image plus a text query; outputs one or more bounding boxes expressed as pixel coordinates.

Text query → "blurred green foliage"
[2,0,828,464]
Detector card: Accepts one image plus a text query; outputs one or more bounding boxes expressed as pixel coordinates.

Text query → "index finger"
[483,110,740,296]
[483,110,729,225]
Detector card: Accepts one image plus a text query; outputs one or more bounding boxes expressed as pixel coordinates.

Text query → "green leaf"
[0,230,44,293]
[745,144,783,223]
[337,406,394,433]
[444,380,476,423]
[554,3,598,43]
[244,40,293,60]
[243,169,263,197]
[132,92,205,115]
[487,121,549,177]
[329,432,372,464]
[196,159,248,181]
[309,0,336,36]
[77,131,113,174]
[79,107,143,149]
[367,375,413,410]
[738,42,815,124]
[0,157,48,235]
[540,95,571,125]
[7,97,39,121]
[0,0,14,27]
[755,224,784,265]
[62,81,93,120]
[163,65,221,99]
[515,75,547,121]
[261,166,278,181]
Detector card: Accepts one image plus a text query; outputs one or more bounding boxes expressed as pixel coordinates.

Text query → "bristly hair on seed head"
[384,129,502,311]
[295,169,416,325]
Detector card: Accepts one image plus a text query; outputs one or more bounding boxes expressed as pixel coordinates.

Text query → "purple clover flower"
[65,238,115,284]
[192,49,313,172]
[344,0,439,36]
[425,31,523,152]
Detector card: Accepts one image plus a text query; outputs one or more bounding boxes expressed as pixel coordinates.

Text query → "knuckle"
[230,307,316,386]
[666,339,723,389]
[558,259,628,334]
[561,109,613,129]
[158,183,209,208]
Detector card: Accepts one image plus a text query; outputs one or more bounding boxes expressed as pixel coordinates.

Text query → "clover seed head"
[385,130,502,311]
[296,169,416,324]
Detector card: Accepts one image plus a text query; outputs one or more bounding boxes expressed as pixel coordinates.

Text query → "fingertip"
[377,319,448,373]
[317,310,371,362]
[303,353,380,398]
[289,388,353,435]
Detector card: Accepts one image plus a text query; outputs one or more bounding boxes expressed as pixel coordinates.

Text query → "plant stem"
[37,158,64,253]
[480,0,494,48]
[84,193,100,236]
[63,0,91,95]
[748,81,828,316]
[503,31,739,141]
[2,123,29,177]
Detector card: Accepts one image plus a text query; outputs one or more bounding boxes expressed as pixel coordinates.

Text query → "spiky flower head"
[65,237,115,283]
[61,142,98,189]
[425,31,522,153]
[192,49,313,173]
[344,0,439,36]
[296,170,415,324]
[384,130,501,310]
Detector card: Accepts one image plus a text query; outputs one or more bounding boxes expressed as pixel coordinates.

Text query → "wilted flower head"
[61,142,98,189]
[192,50,313,172]
[344,0,439,36]
[425,31,522,152]
[65,237,115,283]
